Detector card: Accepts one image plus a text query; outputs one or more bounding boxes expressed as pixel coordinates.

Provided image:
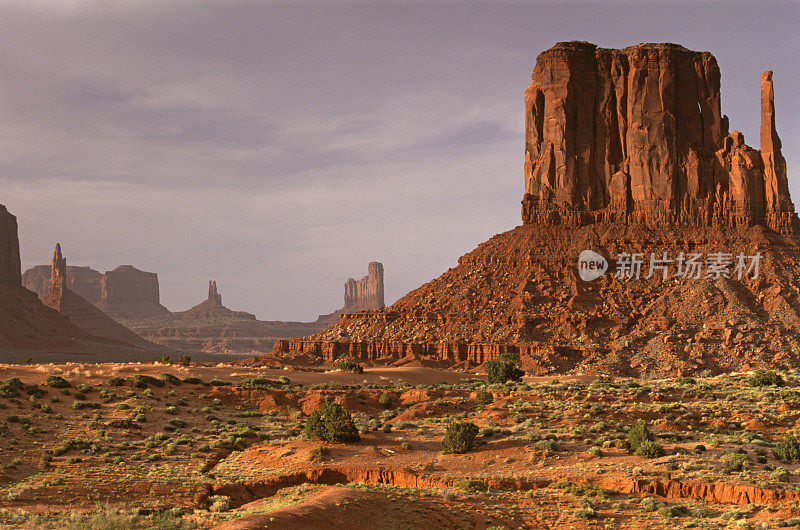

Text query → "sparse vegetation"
[442,421,479,454]
[484,360,524,384]
[305,398,360,443]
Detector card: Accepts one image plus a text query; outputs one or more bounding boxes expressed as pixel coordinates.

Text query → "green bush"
[774,435,800,462]
[127,374,164,389]
[159,373,181,385]
[378,392,392,408]
[334,360,363,373]
[455,479,488,493]
[475,389,493,405]
[108,377,125,387]
[305,398,360,443]
[108,418,137,429]
[71,402,100,410]
[628,420,655,453]
[0,378,25,398]
[635,440,666,459]
[238,378,282,389]
[183,377,204,385]
[178,355,192,366]
[45,376,71,389]
[484,360,524,384]
[750,370,784,387]
[309,446,330,462]
[442,421,479,454]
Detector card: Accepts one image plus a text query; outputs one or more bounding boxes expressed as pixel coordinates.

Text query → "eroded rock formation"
[248,43,800,377]
[23,265,102,304]
[521,42,798,234]
[96,265,170,320]
[344,262,385,312]
[41,244,151,347]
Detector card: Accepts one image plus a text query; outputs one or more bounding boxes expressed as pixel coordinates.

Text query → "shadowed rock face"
[96,265,170,320]
[0,205,21,285]
[522,41,797,234]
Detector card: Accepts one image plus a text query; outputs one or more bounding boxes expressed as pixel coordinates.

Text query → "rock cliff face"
[41,244,151,347]
[175,280,256,320]
[344,262,385,312]
[96,265,170,320]
[252,43,800,377]
[0,205,21,285]
[521,42,798,234]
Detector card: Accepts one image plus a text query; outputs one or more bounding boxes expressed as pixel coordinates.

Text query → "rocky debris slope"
[40,244,152,347]
[259,42,800,376]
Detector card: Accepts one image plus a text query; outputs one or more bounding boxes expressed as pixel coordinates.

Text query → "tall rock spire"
[48,243,67,297]
[207,280,222,306]
[760,71,795,233]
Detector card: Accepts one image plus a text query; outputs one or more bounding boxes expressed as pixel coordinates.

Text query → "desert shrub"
[334,360,363,373]
[309,446,330,462]
[484,360,524,384]
[71,402,100,410]
[108,377,125,387]
[455,479,488,493]
[208,495,230,513]
[677,376,696,385]
[378,392,392,408]
[635,440,665,459]
[588,446,603,457]
[774,435,800,462]
[640,497,658,512]
[657,504,689,518]
[441,421,479,454]
[628,420,655,453]
[45,376,71,389]
[161,355,172,364]
[772,466,791,482]
[722,449,752,473]
[0,378,25,398]
[108,418,137,429]
[535,438,559,453]
[159,373,181,385]
[182,377,204,385]
[209,379,231,387]
[496,351,520,365]
[238,378,282,389]
[165,406,178,414]
[304,398,360,443]
[178,355,191,366]
[127,375,164,389]
[134,413,147,423]
[750,370,784,387]
[475,389,493,405]
[78,384,94,394]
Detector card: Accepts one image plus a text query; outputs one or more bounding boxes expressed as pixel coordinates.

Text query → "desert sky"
[1,0,797,320]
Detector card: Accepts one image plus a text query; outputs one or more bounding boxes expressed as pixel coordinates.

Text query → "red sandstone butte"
[250,42,800,377]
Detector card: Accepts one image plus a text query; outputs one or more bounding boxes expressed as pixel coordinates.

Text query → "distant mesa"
[129,262,386,355]
[316,261,386,325]
[0,205,163,361]
[23,262,170,320]
[40,244,153,348]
